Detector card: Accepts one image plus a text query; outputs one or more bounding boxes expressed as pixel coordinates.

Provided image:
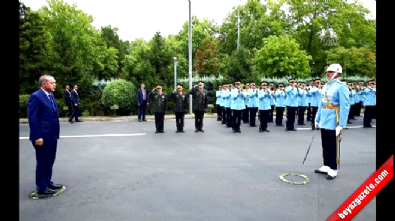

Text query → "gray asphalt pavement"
[19,116,376,221]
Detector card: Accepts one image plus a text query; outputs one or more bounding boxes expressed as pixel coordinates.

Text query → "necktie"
[48,94,57,111]
[143,90,146,100]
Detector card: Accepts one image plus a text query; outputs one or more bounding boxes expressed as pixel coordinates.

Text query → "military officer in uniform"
[231,81,245,133]
[258,82,271,132]
[274,82,286,126]
[149,84,168,133]
[285,79,298,131]
[310,79,321,130]
[220,84,228,125]
[215,85,223,121]
[247,82,259,127]
[306,80,314,121]
[189,81,208,132]
[361,80,376,128]
[224,83,233,127]
[314,63,350,180]
[268,82,276,123]
[170,84,188,133]
[297,82,308,125]
[242,83,250,124]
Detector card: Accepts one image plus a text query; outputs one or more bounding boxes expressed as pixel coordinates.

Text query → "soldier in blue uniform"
[275,82,286,126]
[216,85,223,121]
[242,83,250,124]
[268,82,276,123]
[361,80,376,128]
[310,79,321,130]
[231,81,245,133]
[224,84,233,128]
[297,82,308,125]
[314,64,350,180]
[220,84,228,125]
[306,80,314,121]
[285,79,298,131]
[247,82,259,127]
[258,82,271,132]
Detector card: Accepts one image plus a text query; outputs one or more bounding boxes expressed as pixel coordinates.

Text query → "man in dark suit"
[137,82,149,122]
[28,74,64,196]
[69,85,82,123]
[64,85,72,117]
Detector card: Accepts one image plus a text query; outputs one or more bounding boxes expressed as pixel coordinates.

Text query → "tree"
[194,37,221,77]
[253,35,312,78]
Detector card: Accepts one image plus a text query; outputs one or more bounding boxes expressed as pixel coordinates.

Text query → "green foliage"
[101,79,137,111]
[19,94,30,118]
[82,109,90,117]
[254,35,312,78]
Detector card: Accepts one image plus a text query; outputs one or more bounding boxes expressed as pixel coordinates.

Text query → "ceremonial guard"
[224,83,233,128]
[361,80,376,128]
[257,82,271,132]
[314,63,350,179]
[216,85,223,121]
[274,82,286,126]
[297,82,308,125]
[347,82,356,124]
[285,79,298,131]
[231,81,245,133]
[310,79,321,130]
[189,81,208,132]
[242,83,250,124]
[149,84,168,134]
[268,82,276,123]
[170,84,188,133]
[355,81,364,116]
[220,84,228,125]
[247,82,259,127]
[306,80,314,121]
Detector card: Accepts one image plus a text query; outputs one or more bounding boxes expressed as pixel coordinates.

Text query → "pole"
[237,0,240,51]
[174,57,177,89]
[188,0,193,114]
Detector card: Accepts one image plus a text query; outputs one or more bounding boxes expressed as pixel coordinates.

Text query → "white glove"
[315,121,319,128]
[336,126,343,136]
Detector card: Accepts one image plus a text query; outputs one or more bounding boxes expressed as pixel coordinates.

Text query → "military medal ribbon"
[326,155,393,221]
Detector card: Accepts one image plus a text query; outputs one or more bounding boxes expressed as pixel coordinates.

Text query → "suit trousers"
[275,107,285,125]
[69,105,79,121]
[286,106,297,130]
[138,101,147,120]
[194,110,205,130]
[232,109,242,131]
[248,107,258,126]
[33,139,58,191]
[259,109,269,130]
[154,112,165,131]
[66,102,73,117]
[175,112,184,131]
[320,129,338,170]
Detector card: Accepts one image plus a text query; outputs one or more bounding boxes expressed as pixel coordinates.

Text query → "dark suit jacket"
[28,89,60,142]
[64,89,72,104]
[137,88,149,104]
[71,90,80,105]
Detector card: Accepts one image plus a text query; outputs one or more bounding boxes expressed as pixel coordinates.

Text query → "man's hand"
[35,138,44,146]
[315,121,319,128]
[336,126,343,136]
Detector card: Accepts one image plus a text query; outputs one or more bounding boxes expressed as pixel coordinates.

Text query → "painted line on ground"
[19,133,147,140]
[296,125,375,130]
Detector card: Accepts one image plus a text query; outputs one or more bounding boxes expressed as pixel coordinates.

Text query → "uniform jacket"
[231,88,245,110]
[274,89,286,107]
[316,80,350,130]
[170,91,188,113]
[285,86,298,107]
[258,89,271,110]
[247,88,258,108]
[149,91,168,113]
[189,87,208,111]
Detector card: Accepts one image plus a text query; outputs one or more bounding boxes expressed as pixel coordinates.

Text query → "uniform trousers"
[275,107,285,125]
[175,112,184,131]
[221,106,226,124]
[242,106,249,123]
[298,106,306,125]
[286,106,297,130]
[320,129,339,170]
[194,110,204,130]
[33,139,58,192]
[306,103,312,121]
[259,109,269,130]
[225,108,232,127]
[154,112,165,131]
[216,105,222,121]
[232,109,243,131]
[311,106,318,129]
[363,106,374,127]
[248,107,258,126]
[268,105,275,122]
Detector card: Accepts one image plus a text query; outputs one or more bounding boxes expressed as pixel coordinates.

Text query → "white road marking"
[296,125,375,130]
[19,133,146,140]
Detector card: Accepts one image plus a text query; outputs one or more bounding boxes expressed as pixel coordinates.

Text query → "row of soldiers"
[214,78,376,132]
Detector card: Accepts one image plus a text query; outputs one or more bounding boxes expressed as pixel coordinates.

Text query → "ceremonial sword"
[302,128,317,164]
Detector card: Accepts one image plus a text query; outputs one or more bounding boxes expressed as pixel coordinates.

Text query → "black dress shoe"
[237,130,241,133]
[138,119,142,122]
[49,184,64,190]
[326,175,336,180]
[160,130,165,133]
[75,120,83,122]
[314,169,327,174]
[250,125,257,127]
[180,130,185,133]
[37,189,57,195]
[264,129,270,133]
[155,130,159,134]
[363,125,372,128]
[195,130,199,132]
[200,129,205,133]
